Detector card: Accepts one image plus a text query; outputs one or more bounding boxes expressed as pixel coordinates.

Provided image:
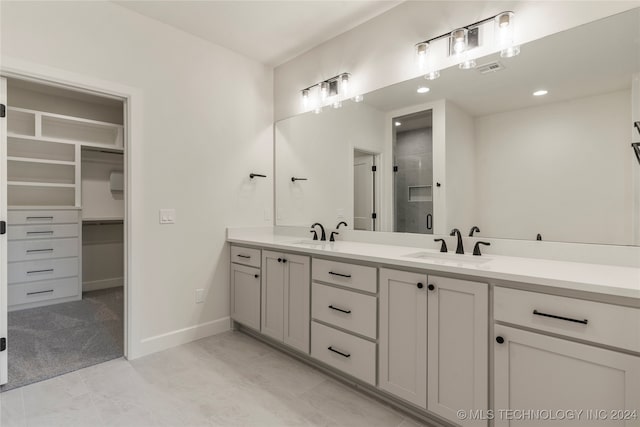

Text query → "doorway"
[392,109,434,234]
[0,75,128,390]
[353,149,378,231]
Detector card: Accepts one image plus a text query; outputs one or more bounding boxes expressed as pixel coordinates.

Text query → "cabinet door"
[428,276,488,427]
[283,253,310,353]
[495,325,640,427]
[379,268,428,408]
[230,263,261,331]
[261,250,284,341]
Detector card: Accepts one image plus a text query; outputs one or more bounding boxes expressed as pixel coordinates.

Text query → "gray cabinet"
[230,262,261,331]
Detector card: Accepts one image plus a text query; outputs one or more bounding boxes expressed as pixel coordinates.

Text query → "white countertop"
[227,228,640,302]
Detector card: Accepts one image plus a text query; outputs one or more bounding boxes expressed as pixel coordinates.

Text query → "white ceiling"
[113,0,402,66]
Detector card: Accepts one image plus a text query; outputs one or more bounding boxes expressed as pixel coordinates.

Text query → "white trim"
[138,317,231,357]
[1,55,142,360]
[83,277,123,292]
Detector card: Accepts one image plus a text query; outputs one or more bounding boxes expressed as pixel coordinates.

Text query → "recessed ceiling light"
[395,121,402,127]
[533,90,548,96]
[417,86,430,94]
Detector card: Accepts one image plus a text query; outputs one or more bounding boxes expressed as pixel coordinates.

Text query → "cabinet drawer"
[8,257,79,284]
[9,238,79,262]
[8,224,79,240]
[312,258,376,293]
[312,283,377,339]
[494,287,640,352]
[311,321,376,385]
[8,277,80,308]
[231,245,261,268]
[8,209,79,225]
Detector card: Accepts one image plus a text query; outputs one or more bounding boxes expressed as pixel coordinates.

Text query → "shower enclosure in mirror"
[393,110,433,234]
[274,7,640,246]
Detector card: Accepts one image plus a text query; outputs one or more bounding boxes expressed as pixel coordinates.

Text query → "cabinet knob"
[277,258,282,263]
[282,258,287,263]
[417,283,424,289]
[496,336,505,344]
[427,284,435,291]
[254,274,259,279]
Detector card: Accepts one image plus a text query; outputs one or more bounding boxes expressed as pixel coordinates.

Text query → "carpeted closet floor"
[0,287,124,392]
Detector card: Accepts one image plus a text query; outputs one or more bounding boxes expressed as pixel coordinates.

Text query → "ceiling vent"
[476,61,505,74]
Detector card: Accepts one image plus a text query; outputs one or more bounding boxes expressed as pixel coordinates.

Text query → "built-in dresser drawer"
[494,287,640,352]
[312,283,377,339]
[312,259,376,293]
[8,238,79,262]
[8,209,79,225]
[8,277,80,308]
[231,245,261,268]
[311,321,376,385]
[8,224,79,240]
[8,257,79,284]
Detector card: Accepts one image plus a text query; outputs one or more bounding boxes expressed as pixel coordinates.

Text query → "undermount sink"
[403,251,492,264]
[288,240,331,247]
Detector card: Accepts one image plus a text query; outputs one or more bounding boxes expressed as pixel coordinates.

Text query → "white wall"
[474,90,632,245]
[1,1,273,357]
[274,1,638,121]
[276,100,384,229]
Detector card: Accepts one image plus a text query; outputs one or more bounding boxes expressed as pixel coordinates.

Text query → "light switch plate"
[159,208,176,224]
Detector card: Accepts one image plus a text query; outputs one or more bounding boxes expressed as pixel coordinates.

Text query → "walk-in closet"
[1,77,125,390]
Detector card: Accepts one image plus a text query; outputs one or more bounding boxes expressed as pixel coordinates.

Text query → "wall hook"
[250,173,267,179]
[291,177,308,182]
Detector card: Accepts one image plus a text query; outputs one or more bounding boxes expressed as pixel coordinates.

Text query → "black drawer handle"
[26,216,54,220]
[27,289,54,296]
[533,309,588,325]
[26,231,54,235]
[27,269,54,274]
[26,248,54,253]
[328,305,351,314]
[328,271,351,278]
[237,254,251,259]
[327,346,351,358]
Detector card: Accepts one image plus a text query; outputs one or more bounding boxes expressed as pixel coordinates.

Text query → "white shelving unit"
[6,106,124,209]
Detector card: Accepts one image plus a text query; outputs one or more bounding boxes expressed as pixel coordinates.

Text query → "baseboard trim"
[83,277,124,292]
[135,316,231,358]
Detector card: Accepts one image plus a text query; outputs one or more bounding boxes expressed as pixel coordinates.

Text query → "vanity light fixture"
[533,89,548,96]
[415,11,520,76]
[301,72,357,113]
[417,86,430,94]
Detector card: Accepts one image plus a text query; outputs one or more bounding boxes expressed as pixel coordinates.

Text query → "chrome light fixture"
[300,73,360,113]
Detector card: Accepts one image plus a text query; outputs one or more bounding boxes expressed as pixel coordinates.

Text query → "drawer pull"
[328,271,351,278]
[327,346,351,358]
[27,289,54,296]
[26,216,54,220]
[26,248,54,253]
[328,305,351,314]
[237,254,251,259]
[27,269,54,275]
[533,309,588,325]
[26,231,54,235]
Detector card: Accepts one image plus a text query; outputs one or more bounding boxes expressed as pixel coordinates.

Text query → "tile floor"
[0,331,427,427]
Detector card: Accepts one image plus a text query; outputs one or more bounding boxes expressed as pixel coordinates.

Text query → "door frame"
[0,77,8,385]
[0,56,144,365]
[349,145,381,232]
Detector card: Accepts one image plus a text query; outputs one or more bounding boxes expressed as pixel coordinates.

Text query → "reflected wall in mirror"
[275,8,640,246]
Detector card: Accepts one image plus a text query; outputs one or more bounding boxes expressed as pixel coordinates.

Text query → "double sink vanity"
[228,227,640,427]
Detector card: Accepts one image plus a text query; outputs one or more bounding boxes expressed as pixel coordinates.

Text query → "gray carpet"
[0,287,124,392]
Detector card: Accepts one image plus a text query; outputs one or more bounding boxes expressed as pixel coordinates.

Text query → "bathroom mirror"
[275,8,640,246]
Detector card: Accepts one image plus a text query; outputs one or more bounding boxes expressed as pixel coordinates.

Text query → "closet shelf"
[7,156,76,166]
[8,133,124,152]
[9,206,82,210]
[8,181,76,188]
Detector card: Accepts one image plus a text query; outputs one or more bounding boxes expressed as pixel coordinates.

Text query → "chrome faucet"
[311,223,326,241]
[450,228,464,254]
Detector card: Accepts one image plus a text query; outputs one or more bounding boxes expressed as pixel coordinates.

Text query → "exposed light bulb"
[415,42,428,70]
[424,70,440,80]
[301,89,309,108]
[495,12,520,58]
[451,28,468,55]
[340,73,350,97]
[417,86,430,94]
[320,81,329,100]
